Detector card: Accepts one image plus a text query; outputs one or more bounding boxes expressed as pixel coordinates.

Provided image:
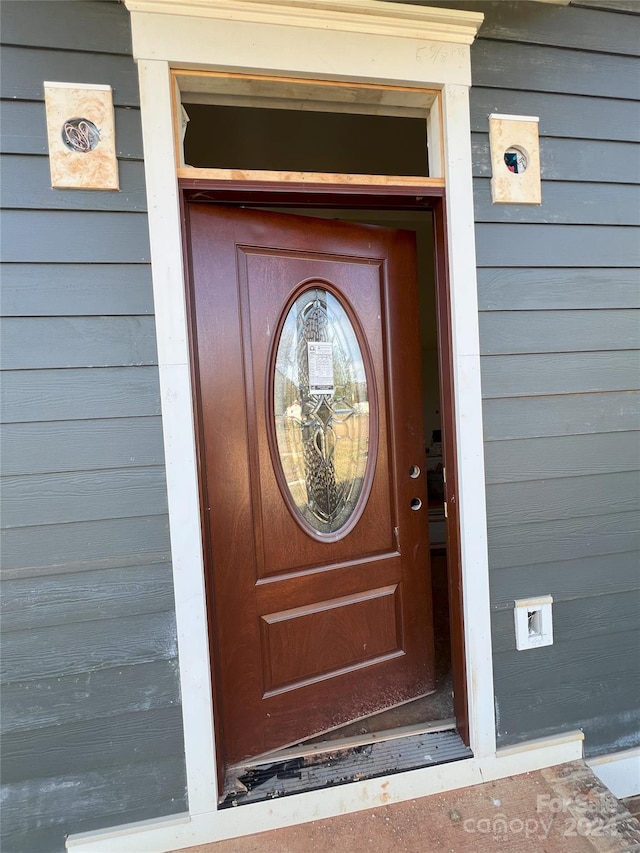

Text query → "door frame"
[181,182,468,783]
[132,0,494,818]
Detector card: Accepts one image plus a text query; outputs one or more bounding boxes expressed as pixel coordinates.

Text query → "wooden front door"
[186,204,435,767]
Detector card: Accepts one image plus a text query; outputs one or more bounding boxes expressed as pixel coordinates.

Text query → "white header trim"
[124,0,483,44]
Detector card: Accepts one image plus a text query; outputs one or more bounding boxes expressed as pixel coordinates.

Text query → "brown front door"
[186,204,435,767]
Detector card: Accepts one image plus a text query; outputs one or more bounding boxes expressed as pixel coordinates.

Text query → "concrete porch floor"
[176,761,640,853]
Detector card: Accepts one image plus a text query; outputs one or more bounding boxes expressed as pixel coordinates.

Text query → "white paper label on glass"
[307,341,335,394]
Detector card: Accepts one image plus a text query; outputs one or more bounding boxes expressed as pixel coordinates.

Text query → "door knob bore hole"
[409,465,421,479]
[410,498,422,511]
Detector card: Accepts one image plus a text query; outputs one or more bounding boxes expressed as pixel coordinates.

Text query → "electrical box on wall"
[44,81,119,191]
[514,596,553,651]
[489,113,541,205]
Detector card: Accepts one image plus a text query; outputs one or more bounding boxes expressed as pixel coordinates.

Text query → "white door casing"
[134,0,487,822]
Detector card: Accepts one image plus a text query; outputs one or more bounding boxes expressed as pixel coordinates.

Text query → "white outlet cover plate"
[514,595,553,651]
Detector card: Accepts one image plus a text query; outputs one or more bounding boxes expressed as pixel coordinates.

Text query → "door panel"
[260,583,401,695]
[187,204,434,766]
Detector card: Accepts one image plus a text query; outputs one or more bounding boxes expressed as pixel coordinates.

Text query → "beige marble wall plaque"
[44,82,119,190]
[489,114,541,205]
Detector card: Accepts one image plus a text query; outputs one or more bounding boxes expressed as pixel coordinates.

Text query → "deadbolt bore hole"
[410,498,422,511]
[409,465,421,479]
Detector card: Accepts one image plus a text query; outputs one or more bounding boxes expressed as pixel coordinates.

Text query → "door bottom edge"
[220,727,472,808]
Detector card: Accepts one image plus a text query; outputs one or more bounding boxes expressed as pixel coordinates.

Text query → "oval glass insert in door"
[272,285,375,537]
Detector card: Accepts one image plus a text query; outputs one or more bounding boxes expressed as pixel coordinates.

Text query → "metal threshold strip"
[221,721,472,808]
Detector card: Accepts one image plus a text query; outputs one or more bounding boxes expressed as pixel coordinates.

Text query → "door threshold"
[235,716,457,769]
[221,724,470,808]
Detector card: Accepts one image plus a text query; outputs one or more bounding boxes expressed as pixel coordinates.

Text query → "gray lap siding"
[462,0,640,755]
[0,2,186,852]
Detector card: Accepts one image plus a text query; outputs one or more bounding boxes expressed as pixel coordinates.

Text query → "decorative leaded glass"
[273,286,371,536]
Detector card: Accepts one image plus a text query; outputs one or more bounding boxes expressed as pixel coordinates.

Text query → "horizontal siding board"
[1,264,154,317]
[1,563,175,632]
[487,509,639,569]
[486,471,640,527]
[2,316,158,370]
[1,515,171,573]
[493,631,640,747]
[494,627,639,692]
[497,705,640,757]
[3,826,67,853]
[537,138,640,185]
[1,799,187,853]
[573,0,640,12]
[1,316,158,369]
[0,659,181,734]
[471,39,640,100]
[1,154,148,212]
[0,100,144,159]
[470,88,640,142]
[481,351,640,397]
[475,224,640,268]
[484,432,640,484]
[1,707,184,784]
[585,713,640,758]
[491,590,640,654]
[0,0,133,54]
[0,46,141,106]
[473,179,640,226]
[0,417,165,475]
[483,391,640,440]
[489,549,640,609]
[3,465,169,527]
[0,611,178,682]
[1,367,162,423]
[473,136,640,184]
[0,757,187,840]
[479,310,640,355]
[464,1,640,55]
[2,210,150,263]
[477,268,640,310]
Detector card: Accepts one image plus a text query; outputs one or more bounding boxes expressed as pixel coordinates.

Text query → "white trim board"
[67,731,585,852]
[588,748,640,799]
[100,0,524,847]
[125,0,484,44]
[127,6,478,88]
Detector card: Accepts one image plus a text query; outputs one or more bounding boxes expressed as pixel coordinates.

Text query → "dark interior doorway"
[254,206,453,744]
